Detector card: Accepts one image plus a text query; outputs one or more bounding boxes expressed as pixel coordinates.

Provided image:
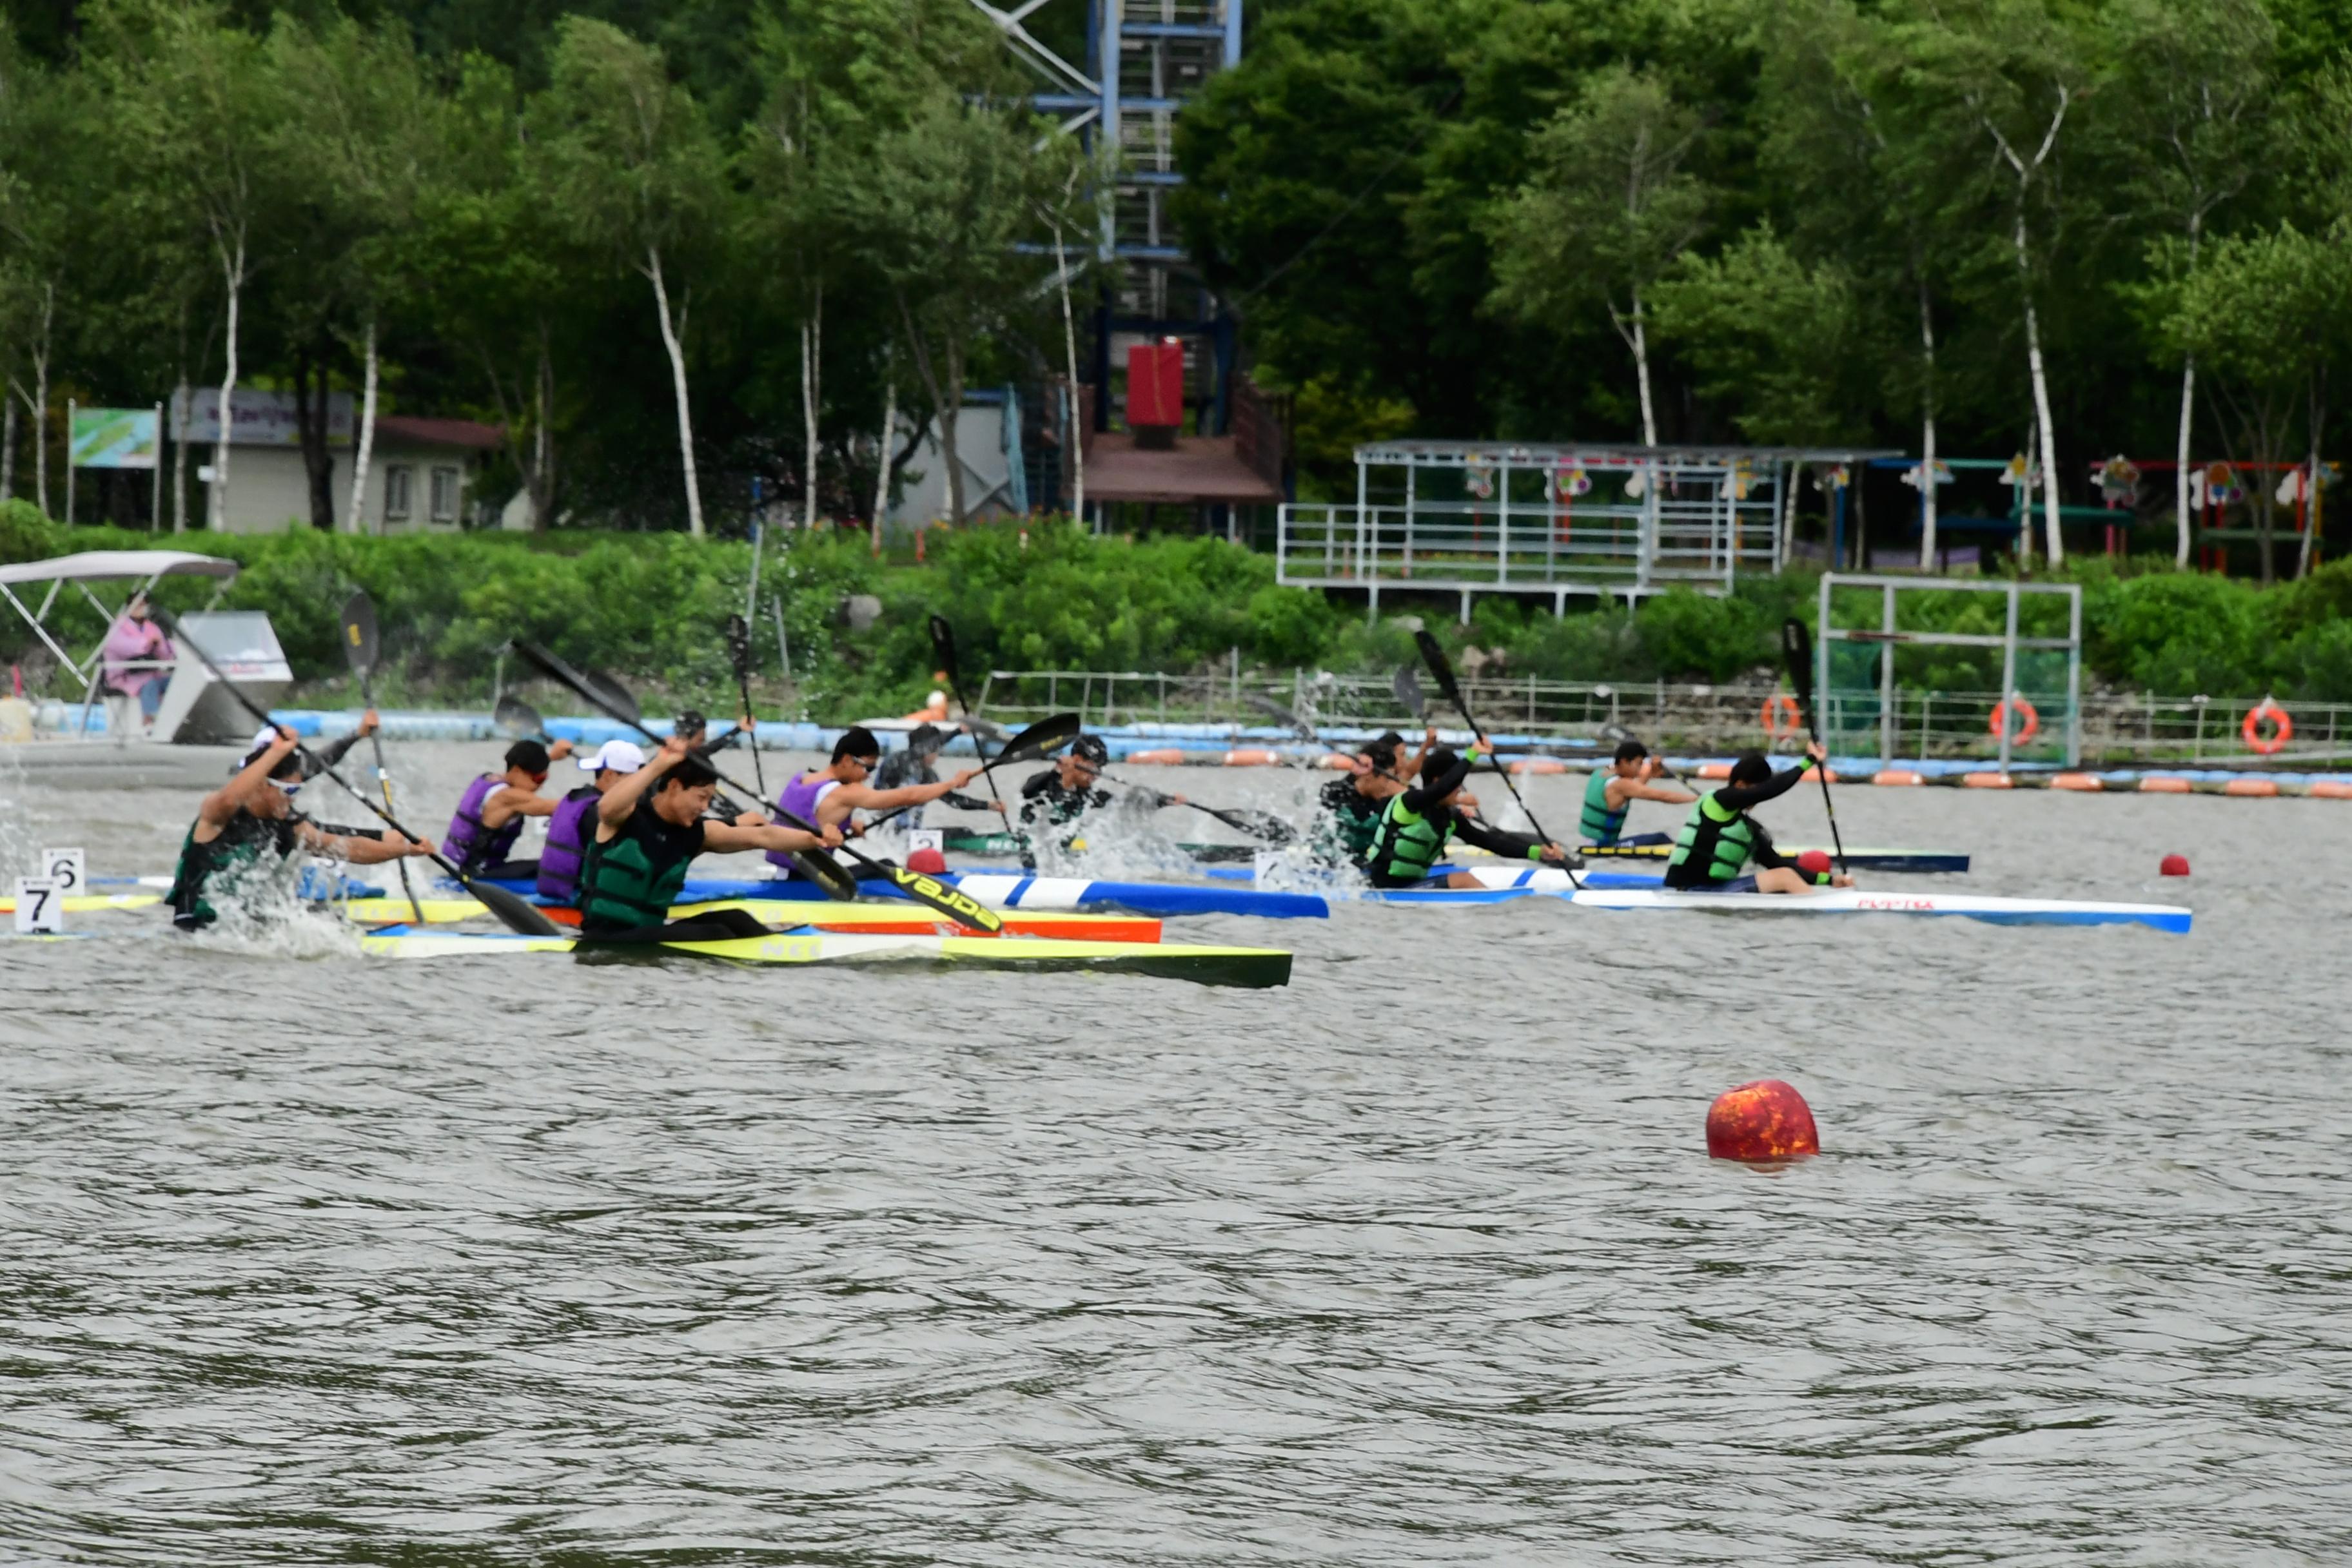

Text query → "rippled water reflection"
[3,745,2348,1562]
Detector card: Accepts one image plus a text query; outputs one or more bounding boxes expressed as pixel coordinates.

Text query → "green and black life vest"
[1366,793,1452,883]
[1666,792,1757,884]
[578,797,705,933]
[1317,775,1384,865]
[166,808,302,930]
[1580,770,1629,845]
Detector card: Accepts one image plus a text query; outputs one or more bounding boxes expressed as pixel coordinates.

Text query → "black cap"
[832,725,881,762]
[1071,734,1109,765]
[505,740,551,774]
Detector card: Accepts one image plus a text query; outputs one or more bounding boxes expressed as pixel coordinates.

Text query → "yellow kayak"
[0,892,161,914]
[356,928,1291,988]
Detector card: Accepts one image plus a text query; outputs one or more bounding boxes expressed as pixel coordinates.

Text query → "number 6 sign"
[41,847,84,894]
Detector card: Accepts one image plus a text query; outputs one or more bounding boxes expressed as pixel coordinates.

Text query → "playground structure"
[1275,441,1899,618]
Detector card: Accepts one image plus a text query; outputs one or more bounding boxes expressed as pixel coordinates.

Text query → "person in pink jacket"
[100,591,175,734]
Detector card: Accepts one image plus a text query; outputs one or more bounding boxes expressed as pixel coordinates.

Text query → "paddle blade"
[928,613,959,688]
[1412,628,1465,712]
[1205,804,1295,843]
[725,613,752,680]
[493,693,544,741]
[462,874,567,937]
[1781,617,1820,734]
[1392,663,1426,723]
[990,711,1081,769]
[339,591,380,678]
[511,640,639,727]
[887,865,1003,933]
[790,850,858,901]
[583,668,638,725]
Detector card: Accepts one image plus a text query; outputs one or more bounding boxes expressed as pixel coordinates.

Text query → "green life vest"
[166,809,300,929]
[1666,792,1757,884]
[578,799,703,932]
[1367,792,1451,883]
[1580,770,1629,845]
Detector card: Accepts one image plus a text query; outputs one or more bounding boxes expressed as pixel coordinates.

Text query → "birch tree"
[2107,0,2275,567]
[95,0,284,532]
[538,19,726,538]
[1897,0,2092,566]
[1486,66,1710,449]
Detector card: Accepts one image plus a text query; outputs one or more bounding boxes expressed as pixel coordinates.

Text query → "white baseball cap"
[581,739,647,774]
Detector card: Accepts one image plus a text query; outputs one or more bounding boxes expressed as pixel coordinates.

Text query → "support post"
[64,398,75,525]
[150,402,163,531]
[1878,581,1896,765]
[1998,580,2021,774]
[2066,583,2082,767]
[1817,571,1832,758]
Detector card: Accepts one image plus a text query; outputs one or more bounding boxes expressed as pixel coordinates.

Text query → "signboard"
[69,408,159,470]
[14,877,60,934]
[170,386,354,448]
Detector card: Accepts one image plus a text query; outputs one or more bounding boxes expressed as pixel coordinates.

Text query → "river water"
[2,743,2347,1563]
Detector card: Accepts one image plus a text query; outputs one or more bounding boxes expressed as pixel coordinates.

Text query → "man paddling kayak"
[444,738,576,880]
[579,738,840,942]
[241,712,384,781]
[168,727,435,930]
[1315,727,1434,870]
[1663,747,1854,894]
[767,725,981,877]
[873,722,1006,828]
[1364,746,1578,889]
[1016,734,1185,868]
[1582,740,1696,848]
[537,739,643,905]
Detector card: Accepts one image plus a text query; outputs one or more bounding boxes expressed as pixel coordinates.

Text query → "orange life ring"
[1760,694,1803,736]
[1989,696,2039,745]
[2243,703,2293,755]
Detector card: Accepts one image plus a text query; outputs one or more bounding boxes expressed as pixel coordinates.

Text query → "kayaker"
[900,690,953,724]
[669,709,769,823]
[578,737,840,942]
[1663,746,1854,894]
[1315,727,1434,869]
[536,738,644,905]
[767,725,980,876]
[1015,734,1185,868]
[872,722,1006,828]
[1581,740,1697,847]
[1364,746,1577,889]
[444,738,576,880]
[241,712,384,781]
[166,727,434,930]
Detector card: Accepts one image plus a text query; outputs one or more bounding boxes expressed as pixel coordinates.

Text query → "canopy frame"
[0,551,240,734]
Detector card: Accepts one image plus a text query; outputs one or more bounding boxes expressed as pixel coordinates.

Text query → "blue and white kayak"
[1566,887,2190,932]
[467,872,1329,921]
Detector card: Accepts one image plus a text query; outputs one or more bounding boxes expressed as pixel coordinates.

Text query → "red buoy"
[1707,1079,1819,1162]
[2159,854,2190,877]
[1796,848,1832,877]
[907,847,949,876]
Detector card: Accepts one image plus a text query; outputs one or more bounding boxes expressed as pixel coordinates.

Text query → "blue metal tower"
[969,1,1244,434]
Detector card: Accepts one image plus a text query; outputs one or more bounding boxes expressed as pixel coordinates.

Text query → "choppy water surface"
[3,743,2349,1563]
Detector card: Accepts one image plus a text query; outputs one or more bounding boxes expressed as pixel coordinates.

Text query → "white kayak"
[1565,887,2190,933]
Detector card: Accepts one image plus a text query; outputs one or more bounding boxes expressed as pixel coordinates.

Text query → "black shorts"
[576,906,773,945]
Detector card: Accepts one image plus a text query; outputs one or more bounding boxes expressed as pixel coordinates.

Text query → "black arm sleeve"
[1712,763,1810,814]
[941,790,992,812]
[1020,769,1055,799]
[300,731,366,778]
[1399,754,1475,816]
[1452,813,1547,861]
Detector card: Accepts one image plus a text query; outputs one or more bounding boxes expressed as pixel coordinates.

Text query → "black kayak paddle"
[1779,617,1848,877]
[1413,628,1579,888]
[338,590,424,926]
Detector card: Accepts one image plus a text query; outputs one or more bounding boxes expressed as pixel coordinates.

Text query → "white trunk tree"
[344,315,378,533]
[644,246,703,538]
[800,281,822,528]
[1979,87,2070,566]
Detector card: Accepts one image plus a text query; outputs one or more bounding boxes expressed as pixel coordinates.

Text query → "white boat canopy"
[0,549,241,718]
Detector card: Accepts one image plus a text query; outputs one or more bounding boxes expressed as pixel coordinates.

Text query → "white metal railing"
[974,667,2352,766]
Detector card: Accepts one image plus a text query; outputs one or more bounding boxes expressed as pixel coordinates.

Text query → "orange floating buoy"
[1317,752,1357,770]
[1963,772,2014,789]
[1509,758,1569,775]
[1707,1079,1819,1162]
[1126,747,1186,765]
[2310,779,2352,799]
[2139,776,2193,794]
[1873,769,1925,787]
[1222,748,1281,767]
[2051,772,2103,792]
[1698,761,1734,780]
[2159,854,2190,877]
[2224,777,2279,797]
[2242,701,2293,755]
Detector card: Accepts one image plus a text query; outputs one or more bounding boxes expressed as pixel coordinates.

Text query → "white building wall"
[205,442,480,534]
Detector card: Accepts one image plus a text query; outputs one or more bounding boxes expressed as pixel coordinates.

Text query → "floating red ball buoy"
[2159,854,2190,877]
[1707,1079,1819,1162]
[1796,848,1832,877]
[906,846,949,876]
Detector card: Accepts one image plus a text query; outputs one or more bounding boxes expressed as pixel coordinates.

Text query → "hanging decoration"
[1898,460,1954,491]
[2095,455,2141,509]
[1547,464,1590,504]
[1465,457,1496,500]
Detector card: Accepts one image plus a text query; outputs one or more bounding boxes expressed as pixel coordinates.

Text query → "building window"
[384,464,413,520]
[431,466,461,523]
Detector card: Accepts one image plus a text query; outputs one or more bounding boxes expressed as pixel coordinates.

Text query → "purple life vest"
[444,773,524,873]
[766,772,839,870]
[536,785,600,903]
